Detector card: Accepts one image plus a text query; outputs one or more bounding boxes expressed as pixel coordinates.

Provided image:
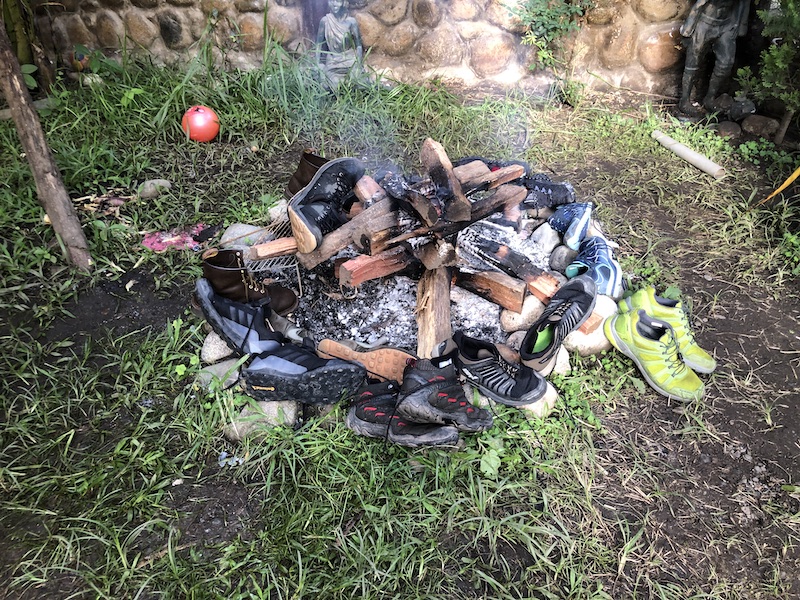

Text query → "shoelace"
[233,250,269,297]
[660,333,687,376]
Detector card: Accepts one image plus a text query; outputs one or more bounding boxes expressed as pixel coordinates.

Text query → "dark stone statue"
[678,0,749,115]
[315,0,365,89]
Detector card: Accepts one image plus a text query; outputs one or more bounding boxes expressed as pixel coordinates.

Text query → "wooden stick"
[420,138,471,222]
[455,270,526,312]
[416,267,452,358]
[247,237,298,261]
[338,246,413,288]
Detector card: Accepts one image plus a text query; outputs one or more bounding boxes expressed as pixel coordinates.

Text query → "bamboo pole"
[651,130,726,180]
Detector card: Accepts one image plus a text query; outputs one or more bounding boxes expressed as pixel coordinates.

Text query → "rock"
[517,382,559,419]
[264,3,301,43]
[220,223,272,247]
[412,0,441,28]
[586,0,622,26]
[196,358,240,389]
[201,331,235,364]
[268,199,289,222]
[223,399,299,442]
[238,13,265,51]
[377,20,419,56]
[631,0,681,22]
[368,0,409,26]
[138,178,172,199]
[450,0,480,20]
[599,17,638,69]
[157,9,193,50]
[529,222,561,255]
[716,121,742,139]
[124,10,159,47]
[500,294,546,333]
[469,33,516,77]
[562,295,618,356]
[549,244,579,274]
[506,329,525,351]
[95,10,124,48]
[729,98,757,122]
[638,24,682,73]
[417,22,464,67]
[551,345,571,375]
[741,114,780,139]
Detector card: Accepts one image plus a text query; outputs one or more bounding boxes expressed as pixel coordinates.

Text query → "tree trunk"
[0,21,92,272]
[774,108,796,146]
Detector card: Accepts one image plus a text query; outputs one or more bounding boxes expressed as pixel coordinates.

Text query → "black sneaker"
[396,342,493,432]
[345,381,460,447]
[240,333,366,405]
[288,157,366,253]
[453,331,547,407]
[519,275,597,375]
[521,173,576,209]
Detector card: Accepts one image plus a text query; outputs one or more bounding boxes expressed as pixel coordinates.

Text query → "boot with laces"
[604,309,705,402]
[285,149,330,199]
[288,157,366,253]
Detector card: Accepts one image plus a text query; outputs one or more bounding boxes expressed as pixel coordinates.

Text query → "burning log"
[416,266,453,358]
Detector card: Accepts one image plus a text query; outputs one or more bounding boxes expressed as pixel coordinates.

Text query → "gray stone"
[469,33,515,77]
[586,0,623,26]
[221,223,273,247]
[549,244,578,274]
[632,0,681,22]
[125,11,159,48]
[517,382,558,419]
[223,399,299,442]
[417,22,463,67]
[729,98,757,121]
[369,0,409,26]
[55,14,95,48]
[268,200,289,223]
[201,331,235,364]
[451,0,480,20]
[98,0,125,8]
[356,12,385,47]
[486,0,523,33]
[265,4,301,44]
[742,115,780,139]
[196,358,240,389]
[168,0,196,5]
[562,295,617,356]
[412,0,440,28]
[716,121,742,139]
[379,21,419,55]
[138,178,172,199]
[638,23,682,73]
[131,0,158,8]
[500,294,545,333]
[201,0,234,16]
[529,222,560,255]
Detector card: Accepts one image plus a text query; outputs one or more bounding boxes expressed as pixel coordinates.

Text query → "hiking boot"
[240,332,366,404]
[565,236,624,299]
[317,338,416,382]
[453,331,547,407]
[285,149,330,199]
[619,287,716,373]
[345,381,460,447]
[521,173,576,210]
[604,309,705,402]
[520,275,597,375]
[201,248,298,315]
[548,202,593,251]
[195,278,285,356]
[396,341,493,432]
[288,157,366,253]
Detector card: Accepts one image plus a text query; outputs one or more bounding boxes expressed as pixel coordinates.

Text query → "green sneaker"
[619,287,716,374]
[604,309,705,402]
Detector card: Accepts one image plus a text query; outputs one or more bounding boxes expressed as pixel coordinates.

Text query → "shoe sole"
[288,204,320,254]
[344,410,389,438]
[387,426,460,448]
[464,379,546,407]
[241,361,365,405]
[317,339,414,382]
[396,392,492,433]
[604,316,703,402]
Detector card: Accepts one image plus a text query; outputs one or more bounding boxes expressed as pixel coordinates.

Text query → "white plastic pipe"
[651,130,726,180]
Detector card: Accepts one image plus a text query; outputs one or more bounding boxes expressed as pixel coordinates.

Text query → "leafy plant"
[509,0,594,68]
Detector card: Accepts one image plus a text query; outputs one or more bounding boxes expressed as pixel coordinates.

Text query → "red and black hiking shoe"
[396,343,493,433]
[345,381,460,447]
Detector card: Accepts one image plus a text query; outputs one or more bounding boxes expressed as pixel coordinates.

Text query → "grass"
[1,44,799,598]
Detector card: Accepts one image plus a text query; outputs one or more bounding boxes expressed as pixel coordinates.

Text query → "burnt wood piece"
[338,246,414,288]
[295,197,397,269]
[460,164,527,194]
[420,138,471,222]
[384,184,527,247]
[416,266,453,359]
[455,270,526,313]
[414,240,457,270]
[354,175,387,206]
[247,237,299,261]
[405,183,441,226]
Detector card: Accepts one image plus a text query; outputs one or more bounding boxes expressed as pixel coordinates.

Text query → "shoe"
[317,339,416,382]
[285,149,330,199]
[521,173,576,209]
[288,157,366,253]
[195,278,285,356]
[240,332,366,404]
[565,236,624,299]
[201,248,298,315]
[548,202,593,251]
[345,381,460,447]
[453,331,547,407]
[619,287,716,373]
[396,341,493,432]
[604,309,704,402]
[520,275,597,374]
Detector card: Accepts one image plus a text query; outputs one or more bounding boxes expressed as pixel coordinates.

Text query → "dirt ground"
[14,134,800,596]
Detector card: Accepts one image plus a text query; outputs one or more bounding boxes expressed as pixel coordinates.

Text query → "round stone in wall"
[632,0,681,23]
[412,0,441,29]
[451,0,480,21]
[469,33,515,77]
[486,0,523,33]
[235,0,266,12]
[586,0,622,27]
[200,0,235,16]
[169,0,197,6]
[379,21,420,57]
[56,14,96,48]
[417,22,464,67]
[95,10,124,49]
[158,10,192,50]
[130,0,158,8]
[238,13,265,51]
[369,0,409,27]
[599,17,638,69]
[99,0,125,8]
[125,11,159,48]
[266,4,301,44]
[638,23,682,73]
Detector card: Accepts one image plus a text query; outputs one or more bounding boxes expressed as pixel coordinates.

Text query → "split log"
[453,160,491,183]
[416,267,452,358]
[354,175,387,206]
[460,164,526,194]
[247,237,298,261]
[295,197,397,269]
[414,240,457,270]
[404,184,440,226]
[455,270,526,313]
[420,138,471,222]
[338,246,413,288]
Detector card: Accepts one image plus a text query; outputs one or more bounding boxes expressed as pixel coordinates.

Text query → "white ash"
[456,218,551,274]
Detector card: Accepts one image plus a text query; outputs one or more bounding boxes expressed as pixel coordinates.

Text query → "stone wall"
[32,0,701,96]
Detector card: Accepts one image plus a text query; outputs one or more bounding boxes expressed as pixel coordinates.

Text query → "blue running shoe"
[565,236,624,299]
[548,202,593,250]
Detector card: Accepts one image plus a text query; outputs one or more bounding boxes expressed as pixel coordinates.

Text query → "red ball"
[181,105,220,142]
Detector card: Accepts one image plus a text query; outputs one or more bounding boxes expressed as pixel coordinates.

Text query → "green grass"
[1,48,799,599]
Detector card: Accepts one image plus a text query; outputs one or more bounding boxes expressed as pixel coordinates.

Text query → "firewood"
[420,138,471,222]
[455,270,526,313]
[404,184,441,226]
[453,160,491,183]
[247,237,299,261]
[460,164,526,193]
[414,240,457,270]
[354,175,387,206]
[416,267,453,358]
[338,246,414,288]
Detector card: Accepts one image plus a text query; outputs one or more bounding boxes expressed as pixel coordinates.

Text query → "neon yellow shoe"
[619,287,716,374]
[604,309,705,402]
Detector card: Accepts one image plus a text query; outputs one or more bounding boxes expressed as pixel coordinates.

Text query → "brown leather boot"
[201,248,298,315]
[285,149,330,199]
